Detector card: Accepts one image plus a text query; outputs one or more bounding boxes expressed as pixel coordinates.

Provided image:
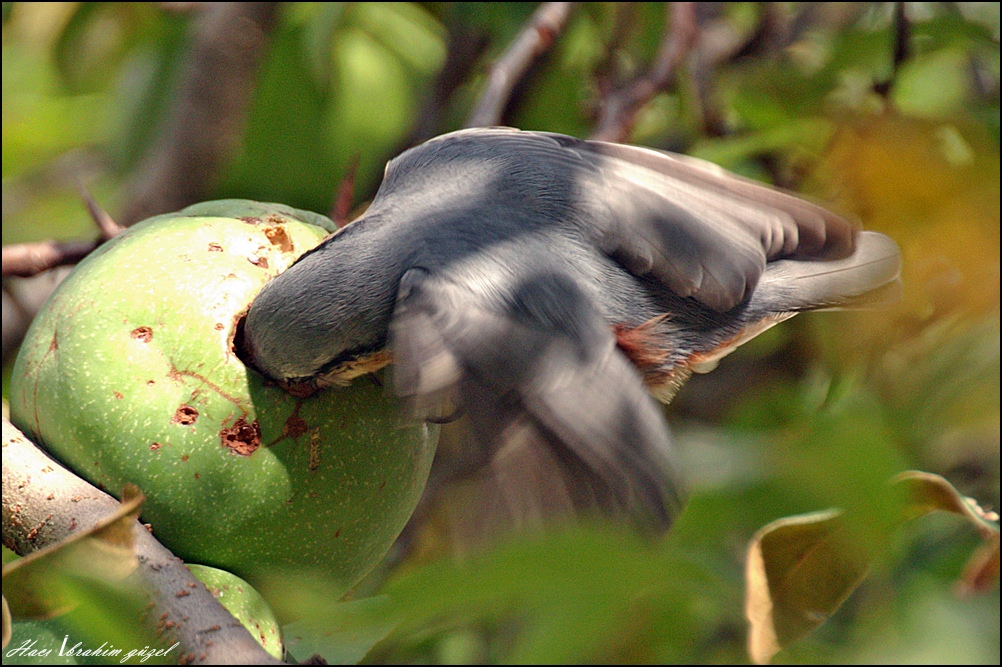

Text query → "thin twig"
[590,2,698,142]
[330,152,361,228]
[2,188,125,278]
[2,419,283,665]
[874,2,910,97]
[465,2,574,128]
[77,182,125,239]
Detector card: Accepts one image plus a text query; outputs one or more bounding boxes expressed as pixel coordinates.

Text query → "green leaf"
[282,596,396,665]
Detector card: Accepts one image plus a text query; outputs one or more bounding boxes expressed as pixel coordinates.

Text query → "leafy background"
[2,2,999,664]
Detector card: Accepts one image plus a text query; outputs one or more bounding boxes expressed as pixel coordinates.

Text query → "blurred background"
[3,2,999,663]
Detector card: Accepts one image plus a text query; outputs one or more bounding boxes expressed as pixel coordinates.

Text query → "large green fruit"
[10,201,438,596]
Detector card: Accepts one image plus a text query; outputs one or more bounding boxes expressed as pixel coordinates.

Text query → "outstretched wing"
[390,267,684,532]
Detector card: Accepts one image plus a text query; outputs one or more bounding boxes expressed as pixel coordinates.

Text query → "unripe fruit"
[10,201,438,596]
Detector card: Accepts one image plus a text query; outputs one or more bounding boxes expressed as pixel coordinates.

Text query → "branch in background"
[408,20,490,146]
[2,240,99,279]
[590,2,698,143]
[592,3,640,101]
[874,2,910,97]
[465,2,574,128]
[119,2,279,226]
[2,187,123,279]
[688,4,754,138]
[2,420,282,665]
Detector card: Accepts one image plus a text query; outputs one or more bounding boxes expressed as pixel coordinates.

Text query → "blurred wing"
[542,132,858,311]
[391,268,684,532]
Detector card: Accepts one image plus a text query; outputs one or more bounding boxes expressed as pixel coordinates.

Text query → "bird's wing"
[394,128,858,312]
[539,132,858,311]
[391,267,684,532]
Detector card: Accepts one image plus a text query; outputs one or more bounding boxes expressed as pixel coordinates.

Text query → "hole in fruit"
[131,326,153,342]
[208,242,223,252]
[247,255,269,269]
[232,310,256,369]
[263,225,293,252]
[220,417,261,456]
[172,405,199,425]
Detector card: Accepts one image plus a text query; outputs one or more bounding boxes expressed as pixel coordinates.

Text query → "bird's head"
[240,230,399,396]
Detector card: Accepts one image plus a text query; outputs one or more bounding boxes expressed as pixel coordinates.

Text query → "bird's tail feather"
[751,231,902,313]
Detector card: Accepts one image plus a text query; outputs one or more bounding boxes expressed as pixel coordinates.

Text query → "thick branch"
[119,3,279,225]
[465,2,574,128]
[590,2,698,142]
[2,420,282,665]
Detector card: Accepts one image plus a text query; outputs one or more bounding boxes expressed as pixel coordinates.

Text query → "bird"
[242,127,901,534]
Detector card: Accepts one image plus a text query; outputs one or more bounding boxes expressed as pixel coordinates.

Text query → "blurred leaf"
[2,595,11,650]
[263,525,710,664]
[293,2,347,89]
[958,534,1000,597]
[893,470,1000,538]
[283,596,396,665]
[745,508,868,664]
[893,48,971,120]
[745,472,999,663]
[2,486,143,620]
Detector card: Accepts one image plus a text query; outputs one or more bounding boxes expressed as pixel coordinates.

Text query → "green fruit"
[187,564,283,660]
[10,201,438,596]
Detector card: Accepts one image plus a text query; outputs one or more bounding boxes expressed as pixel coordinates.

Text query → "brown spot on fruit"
[248,255,269,269]
[239,216,262,224]
[147,380,155,386]
[263,225,293,252]
[114,392,124,400]
[150,442,162,451]
[214,323,224,331]
[132,326,154,343]
[283,414,308,439]
[172,404,199,425]
[207,242,223,252]
[181,454,189,462]
[220,417,261,456]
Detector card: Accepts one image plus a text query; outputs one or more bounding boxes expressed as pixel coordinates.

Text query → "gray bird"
[243,127,901,532]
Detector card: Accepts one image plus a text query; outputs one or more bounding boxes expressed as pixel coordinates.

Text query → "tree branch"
[119,2,279,226]
[2,240,100,278]
[465,2,574,128]
[2,419,282,665]
[408,19,490,145]
[590,2,698,142]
